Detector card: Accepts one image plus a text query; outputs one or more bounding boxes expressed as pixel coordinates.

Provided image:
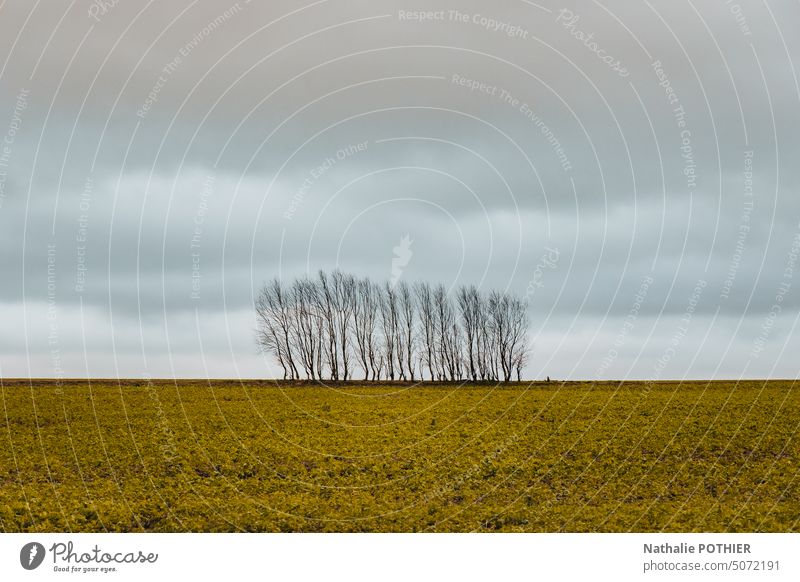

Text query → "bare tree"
[488,292,509,381]
[485,292,503,381]
[457,285,481,382]
[513,343,529,382]
[508,297,530,382]
[291,278,321,380]
[353,278,381,380]
[474,292,488,380]
[365,281,383,380]
[415,282,436,381]
[486,292,530,382]
[255,290,288,379]
[316,271,340,380]
[433,284,461,381]
[397,281,417,381]
[331,271,356,380]
[379,282,399,380]
[255,280,294,379]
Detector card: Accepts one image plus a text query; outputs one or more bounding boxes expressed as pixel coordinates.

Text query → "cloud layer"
[1,0,799,379]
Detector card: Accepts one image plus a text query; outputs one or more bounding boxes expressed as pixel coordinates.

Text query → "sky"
[1,0,799,380]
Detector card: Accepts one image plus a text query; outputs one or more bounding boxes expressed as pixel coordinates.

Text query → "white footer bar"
[1,533,797,581]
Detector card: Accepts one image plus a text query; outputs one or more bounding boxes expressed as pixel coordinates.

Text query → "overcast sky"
[1,0,799,380]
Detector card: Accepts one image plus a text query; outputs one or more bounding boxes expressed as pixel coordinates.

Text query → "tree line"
[255,271,531,382]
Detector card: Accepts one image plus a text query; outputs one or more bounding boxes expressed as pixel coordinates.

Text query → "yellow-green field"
[1,379,798,532]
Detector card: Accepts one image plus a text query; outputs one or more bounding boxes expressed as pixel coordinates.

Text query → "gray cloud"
[1,0,799,379]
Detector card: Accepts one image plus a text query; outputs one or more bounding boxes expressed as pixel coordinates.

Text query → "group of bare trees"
[256,271,530,382]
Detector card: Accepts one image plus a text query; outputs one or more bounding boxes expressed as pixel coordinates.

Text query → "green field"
[1,379,798,532]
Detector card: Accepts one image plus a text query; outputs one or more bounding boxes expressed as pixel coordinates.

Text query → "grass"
[0,378,798,532]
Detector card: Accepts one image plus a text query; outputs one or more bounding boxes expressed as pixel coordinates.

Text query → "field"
[1,379,798,532]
